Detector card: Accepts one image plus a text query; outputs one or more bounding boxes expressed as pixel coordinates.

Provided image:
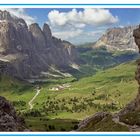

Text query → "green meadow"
[0,60,138,131]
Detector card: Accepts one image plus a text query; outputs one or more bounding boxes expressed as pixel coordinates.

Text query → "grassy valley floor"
[0,60,138,131]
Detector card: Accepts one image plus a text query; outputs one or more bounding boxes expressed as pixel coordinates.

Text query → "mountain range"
[0,10,139,82]
[0,10,78,82]
[0,10,140,131]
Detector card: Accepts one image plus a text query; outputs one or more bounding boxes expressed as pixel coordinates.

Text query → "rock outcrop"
[77,112,111,131]
[94,26,138,52]
[130,25,140,110]
[0,96,25,131]
[118,25,140,114]
[0,10,78,81]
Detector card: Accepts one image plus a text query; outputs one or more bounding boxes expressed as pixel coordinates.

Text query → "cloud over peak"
[48,8,118,44]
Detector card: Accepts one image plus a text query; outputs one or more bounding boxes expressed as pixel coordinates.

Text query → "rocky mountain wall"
[0,10,78,80]
[94,26,138,52]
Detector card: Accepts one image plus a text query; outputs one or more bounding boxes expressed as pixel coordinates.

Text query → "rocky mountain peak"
[29,23,41,31]
[0,10,12,21]
[43,23,52,39]
[29,23,46,48]
[94,26,138,52]
[29,23,43,39]
[0,10,78,80]
[0,10,27,28]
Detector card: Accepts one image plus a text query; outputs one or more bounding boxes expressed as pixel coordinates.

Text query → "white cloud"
[0,8,36,25]
[52,29,83,40]
[48,8,118,28]
[48,8,119,44]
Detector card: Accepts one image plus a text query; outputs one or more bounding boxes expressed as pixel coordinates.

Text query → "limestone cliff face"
[94,26,138,52]
[0,10,78,81]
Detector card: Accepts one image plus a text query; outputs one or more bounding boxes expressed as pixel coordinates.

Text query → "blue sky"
[3,8,140,44]
[25,8,140,27]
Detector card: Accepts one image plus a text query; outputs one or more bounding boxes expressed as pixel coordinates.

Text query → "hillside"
[76,46,139,77]
[0,60,138,131]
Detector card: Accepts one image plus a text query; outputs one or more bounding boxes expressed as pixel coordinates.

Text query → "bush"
[73,125,78,130]
[13,100,26,107]
[24,109,41,117]
[60,128,66,131]
[48,125,55,130]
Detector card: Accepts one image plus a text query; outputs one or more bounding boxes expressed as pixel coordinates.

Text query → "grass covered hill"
[75,45,139,78]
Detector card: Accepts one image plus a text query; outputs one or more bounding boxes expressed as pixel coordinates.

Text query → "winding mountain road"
[28,87,41,110]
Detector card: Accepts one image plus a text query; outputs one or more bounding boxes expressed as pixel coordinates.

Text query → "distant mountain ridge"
[93,26,138,52]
